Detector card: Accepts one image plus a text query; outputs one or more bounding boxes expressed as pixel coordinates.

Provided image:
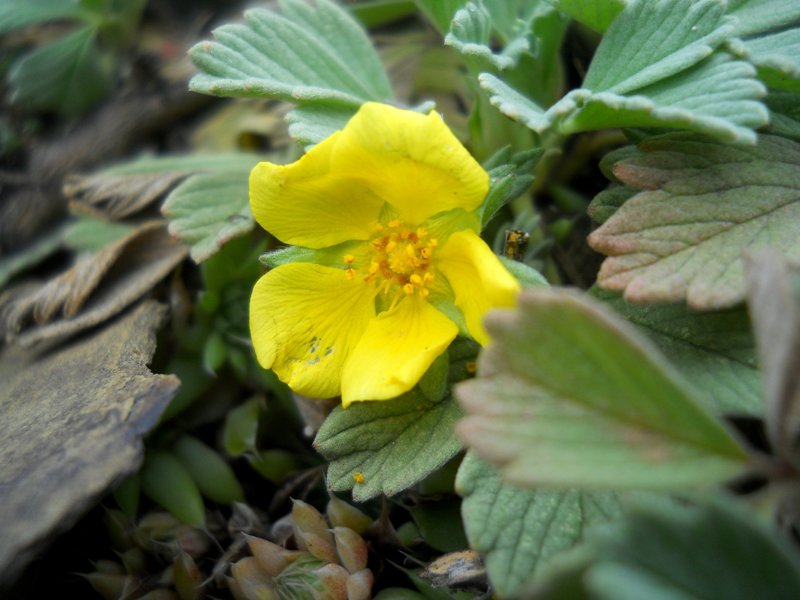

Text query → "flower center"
[343,220,437,300]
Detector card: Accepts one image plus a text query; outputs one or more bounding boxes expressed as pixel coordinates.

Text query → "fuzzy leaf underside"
[588,133,800,309]
[456,289,749,491]
[596,290,762,416]
[457,452,622,598]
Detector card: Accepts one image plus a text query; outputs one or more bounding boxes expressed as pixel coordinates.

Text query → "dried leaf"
[745,250,800,464]
[64,171,189,220]
[0,301,178,584]
[4,223,187,346]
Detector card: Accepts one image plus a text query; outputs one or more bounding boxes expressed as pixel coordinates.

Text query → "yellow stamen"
[388,219,401,228]
[345,268,356,280]
[410,274,422,286]
[403,283,415,295]
[343,254,356,264]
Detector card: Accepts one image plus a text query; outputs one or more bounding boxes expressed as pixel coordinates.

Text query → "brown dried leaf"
[64,171,189,220]
[0,301,178,584]
[745,250,800,464]
[4,223,187,346]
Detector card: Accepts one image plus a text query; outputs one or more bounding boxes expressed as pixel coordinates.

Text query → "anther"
[403,283,415,295]
[343,254,355,264]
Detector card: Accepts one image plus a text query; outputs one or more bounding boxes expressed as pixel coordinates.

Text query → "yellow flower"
[249,102,519,406]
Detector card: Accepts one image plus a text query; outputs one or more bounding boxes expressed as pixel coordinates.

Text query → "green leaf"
[727,0,800,38]
[456,452,622,598]
[529,498,800,600]
[414,0,469,35]
[587,186,636,224]
[171,435,245,505]
[9,27,112,115]
[588,133,800,309]
[162,169,255,263]
[480,147,541,226]
[766,90,800,140]
[456,289,750,491]
[731,28,800,92]
[484,0,767,143]
[445,2,530,71]
[498,256,548,288]
[101,152,262,176]
[562,52,768,144]
[547,0,626,32]
[141,451,206,527]
[595,289,762,416]
[286,104,355,149]
[0,225,65,288]
[313,340,478,501]
[189,0,393,146]
[0,0,86,34]
[223,398,261,456]
[63,216,135,253]
[582,0,734,94]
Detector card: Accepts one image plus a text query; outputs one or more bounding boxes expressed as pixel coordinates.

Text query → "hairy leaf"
[445,2,530,71]
[8,27,112,116]
[414,0,469,35]
[588,133,800,309]
[766,90,800,140]
[0,301,178,583]
[483,0,767,143]
[745,250,800,466]
[547,0,626,32]
[457,452,621,598]
[596,290,762,415]
[189,0,393,144]
[314,341,477,501]
[162,169,255,263]
[527,498,800,600]
[727,0,800,38]
[456,289,749,490]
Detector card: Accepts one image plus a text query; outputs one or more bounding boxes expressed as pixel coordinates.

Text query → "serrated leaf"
[727,0,800,38]
[313,341,477,501]
[733,28,800,92]
[745,250,800,466]
[456,289,750,491]
[456,452,622,598]
[528,498,800,600]
[595,289,762,416]
[162,170,255,263]
[189,0,393,146]
[9,27,112,115]
[587,186,636,223]
[0,0,85,35]
[562,53,767,144]
[583,0,734,94]
[445,2,530,71]
[286,104,355,149]
[484,0,767,143]
[546,0,625,32]
[480,147,541,226]
[588,133,800,309]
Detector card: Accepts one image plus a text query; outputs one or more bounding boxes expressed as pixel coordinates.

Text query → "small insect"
[421,549,487,593]
[504,229,530,261]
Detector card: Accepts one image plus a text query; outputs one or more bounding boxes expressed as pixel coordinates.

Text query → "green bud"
[245,535,302,577]
[171,434,245,505]
[332,528,368,574]
[141,451,206,528]
[346,569,374,600]
[118,546,147,574]
[326,496,372,534]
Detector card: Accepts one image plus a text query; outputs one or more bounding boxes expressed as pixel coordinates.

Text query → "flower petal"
[333,103,489,225]
[341,296,458,405]
[249,131,384,248]
[250,263,375,398]
[436,230,520,345]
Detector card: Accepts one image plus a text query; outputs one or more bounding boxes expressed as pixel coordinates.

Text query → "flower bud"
[231,557,276,600]
[326,496,372,534]
[173,551,204,600]
[346,569,374,600]
[312,563,349,600]
[246,535,302,577]
[332,528,368,574]
[292,499,334,550]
